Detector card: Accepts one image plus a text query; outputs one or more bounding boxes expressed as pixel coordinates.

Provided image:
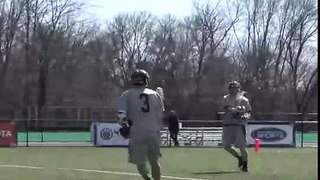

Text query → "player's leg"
[222,126,242,167]
[169,131,174,147]
[236,125,248,172]
[238,148,248,172]
[137,163,152,180]
[147,133,162,180]
[173,131,179,146]
[170,130,178,146]
[149,158,161,180]
[128,140,151,179]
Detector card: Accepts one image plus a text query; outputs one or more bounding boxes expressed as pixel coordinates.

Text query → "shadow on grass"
[193,170,240,175]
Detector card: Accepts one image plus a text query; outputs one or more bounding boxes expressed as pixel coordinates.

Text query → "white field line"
[0,164,208,180]
[0,164,43,169]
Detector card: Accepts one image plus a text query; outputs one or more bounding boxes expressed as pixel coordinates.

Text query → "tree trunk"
[37,60,49,118]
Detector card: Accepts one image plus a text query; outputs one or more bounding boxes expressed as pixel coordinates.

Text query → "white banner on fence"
[247,123,295,146]
[94,123,222,147]
[95,123,129,146]
[94,122,294,147]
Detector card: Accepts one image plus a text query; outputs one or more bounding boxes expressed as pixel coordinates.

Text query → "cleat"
[241,162,248,172]
[241,166,248,172]
[237,156,243,168]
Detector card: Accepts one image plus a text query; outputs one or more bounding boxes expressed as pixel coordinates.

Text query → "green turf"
[295,132,318,143]
[17,132,91,142]
[0,147,317,180]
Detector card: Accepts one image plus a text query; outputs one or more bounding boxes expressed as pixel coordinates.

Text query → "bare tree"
[189,1,240,95]
[0,0,23,99]
[149,15,178,83]
[0,0,317,119]
[283,0,317,112]
[107,12,155,88]
[234,0,317,113]
[22,0,86,116]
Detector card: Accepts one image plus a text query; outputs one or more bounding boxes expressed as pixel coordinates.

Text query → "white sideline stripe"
[0,164,207,180]
[58,168,139,176]
[0,164,43,169]
[59,168,208,180]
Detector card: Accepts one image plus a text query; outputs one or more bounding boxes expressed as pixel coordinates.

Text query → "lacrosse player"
[117,69,165,180]
[221,81,251,172]
[168,110,180,147]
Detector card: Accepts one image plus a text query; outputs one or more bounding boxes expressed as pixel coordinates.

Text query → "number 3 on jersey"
[140,93,150,113]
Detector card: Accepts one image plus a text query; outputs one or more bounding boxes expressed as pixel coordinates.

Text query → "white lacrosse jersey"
[117,87,165,137]
[221,94,251,125]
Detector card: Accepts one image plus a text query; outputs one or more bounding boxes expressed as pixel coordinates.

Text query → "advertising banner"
[94,123,222,147]
[94,122,295,147]
[247,122,295,147]
[0,122,17,147]
[94,123,129,147]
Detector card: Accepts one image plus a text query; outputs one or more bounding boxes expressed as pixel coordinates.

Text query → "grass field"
[0,147,317,180]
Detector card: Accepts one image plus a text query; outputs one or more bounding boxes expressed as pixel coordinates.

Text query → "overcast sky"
[85,0,210,21]
[83,0,317,50]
